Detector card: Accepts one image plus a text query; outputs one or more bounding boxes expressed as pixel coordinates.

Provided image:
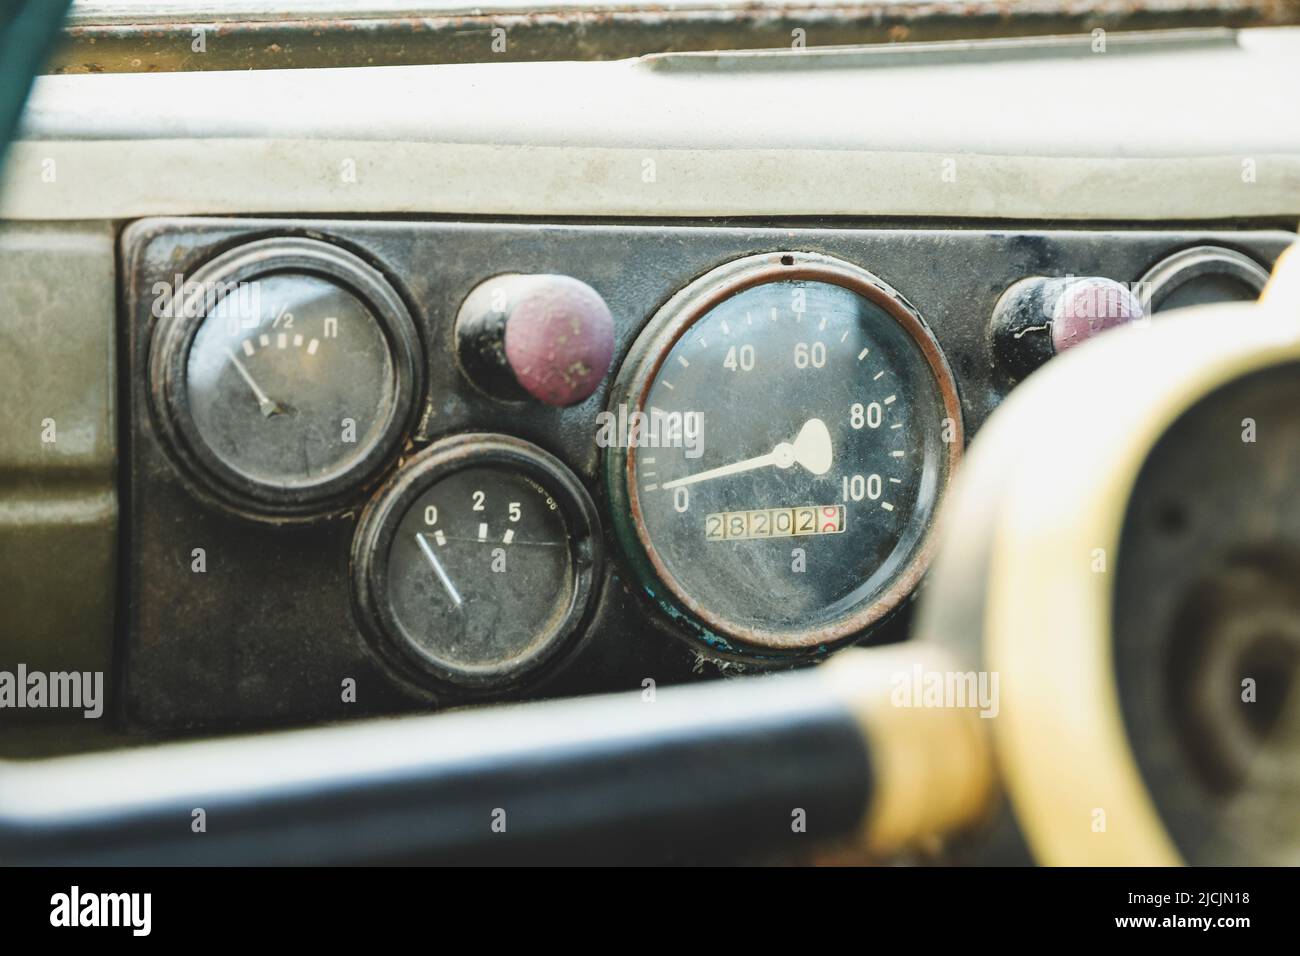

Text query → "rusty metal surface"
[50,0,1300,73]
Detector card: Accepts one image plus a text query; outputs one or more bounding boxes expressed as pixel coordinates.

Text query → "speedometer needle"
[661,418,833,489]
[225,348,284,418]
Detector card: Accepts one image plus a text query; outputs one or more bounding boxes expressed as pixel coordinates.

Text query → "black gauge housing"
[351,433,602,696]
[148,236,423,520]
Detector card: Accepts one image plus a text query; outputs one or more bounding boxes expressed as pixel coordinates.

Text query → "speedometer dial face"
[607,252,962,656]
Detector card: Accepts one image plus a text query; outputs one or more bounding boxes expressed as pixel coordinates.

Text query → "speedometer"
[605,251,962,659]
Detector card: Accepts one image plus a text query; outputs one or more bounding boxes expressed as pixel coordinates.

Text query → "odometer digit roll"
[605,251,962,658]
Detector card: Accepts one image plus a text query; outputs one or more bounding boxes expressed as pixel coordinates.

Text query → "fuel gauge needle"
[225,348,284,418]
[416,532,463,607]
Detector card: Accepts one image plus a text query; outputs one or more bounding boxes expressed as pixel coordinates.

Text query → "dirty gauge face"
[152,239,422,517]
[387,467,571,676]
[187,274,392,488]
[608,253,962,657]
[352,435,602,693]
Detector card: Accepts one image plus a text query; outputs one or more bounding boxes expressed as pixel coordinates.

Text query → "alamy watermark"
[1046,275,1151,320]
[890,664,1000,718]
[50,886,151,936]
[151,274,263,332]
[595,403,703,458]
[0,664,104,718]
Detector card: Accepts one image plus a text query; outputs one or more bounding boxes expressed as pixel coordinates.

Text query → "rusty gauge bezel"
[604,251,963,662]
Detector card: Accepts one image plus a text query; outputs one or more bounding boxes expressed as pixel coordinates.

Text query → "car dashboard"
[0,5,1298,878]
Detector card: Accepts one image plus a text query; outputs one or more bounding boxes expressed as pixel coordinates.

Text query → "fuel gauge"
[150,237,422,518]
[351,434,601,694]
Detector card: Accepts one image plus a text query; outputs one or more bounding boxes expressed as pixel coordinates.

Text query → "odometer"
[605,252,962,658]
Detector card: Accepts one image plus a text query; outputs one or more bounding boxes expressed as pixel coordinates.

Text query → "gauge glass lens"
[385,466,574,675]
[186,273,395,490]
[630,279,949,637]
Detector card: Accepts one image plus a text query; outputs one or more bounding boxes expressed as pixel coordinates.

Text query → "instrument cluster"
[120,218,1293,730]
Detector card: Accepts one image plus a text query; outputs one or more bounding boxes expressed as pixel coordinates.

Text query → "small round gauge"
[352,434,601,693]
[1139,245,1271,314]
[606,251,962,658]
[150,237,422,518]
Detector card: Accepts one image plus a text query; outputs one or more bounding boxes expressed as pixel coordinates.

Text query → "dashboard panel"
[118,217,1293,730]
[0,2,1297,876]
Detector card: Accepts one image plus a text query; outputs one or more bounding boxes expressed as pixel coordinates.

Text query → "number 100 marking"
[842,474,882,501]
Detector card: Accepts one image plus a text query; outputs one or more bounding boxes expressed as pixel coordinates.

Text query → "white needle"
[224,348,283,418]
[661,418,833,489]
[416,532,463,607]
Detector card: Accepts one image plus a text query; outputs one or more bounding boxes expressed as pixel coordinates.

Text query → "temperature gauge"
[351,434,601,694]
[149,237,423,518]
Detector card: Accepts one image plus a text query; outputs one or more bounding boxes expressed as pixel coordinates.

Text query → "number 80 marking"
[850,402,883,429]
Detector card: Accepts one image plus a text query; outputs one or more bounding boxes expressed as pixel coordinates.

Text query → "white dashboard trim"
[4,139,1298,221]
[4,28,1300,221]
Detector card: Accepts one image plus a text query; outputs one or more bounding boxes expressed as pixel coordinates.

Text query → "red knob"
[993,275,1144,380]
[456,274,615,406]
